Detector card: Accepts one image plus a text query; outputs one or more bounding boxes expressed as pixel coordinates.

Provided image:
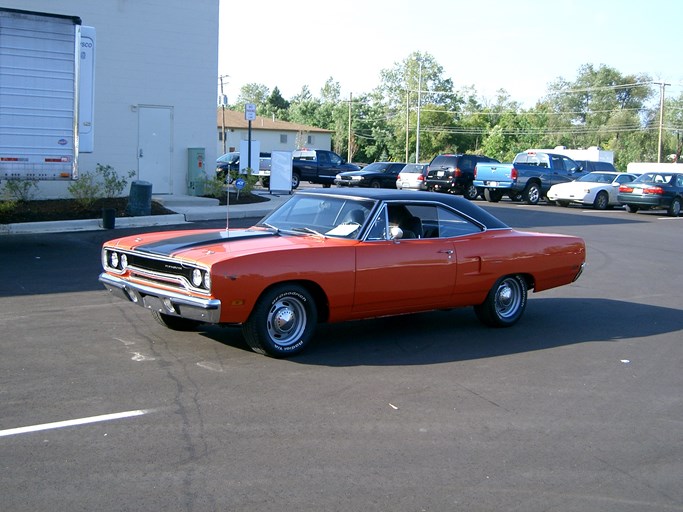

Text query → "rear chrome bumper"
[99,273,221,323]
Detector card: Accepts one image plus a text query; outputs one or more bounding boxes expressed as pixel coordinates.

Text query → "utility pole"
[347,92,352,162]
[415,60,422,164]
[405,89,410,163]
[655,81,670,163]
[218,75,229,154]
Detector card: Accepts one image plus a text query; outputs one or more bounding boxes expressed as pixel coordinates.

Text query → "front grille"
[103,249,209,295]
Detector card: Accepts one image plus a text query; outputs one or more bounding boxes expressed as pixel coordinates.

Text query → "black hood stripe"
[136,229,275,256]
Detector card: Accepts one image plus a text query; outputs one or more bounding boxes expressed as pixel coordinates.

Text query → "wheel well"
[519,273,535,291]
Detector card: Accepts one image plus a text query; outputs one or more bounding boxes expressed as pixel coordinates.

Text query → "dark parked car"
[575,160,618,172]
[335,162,406,188]
[618,171,683,216]
[216,151,271,182]
[426,154,500,200]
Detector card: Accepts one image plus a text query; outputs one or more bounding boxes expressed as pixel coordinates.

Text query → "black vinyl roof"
[296,188,509,230]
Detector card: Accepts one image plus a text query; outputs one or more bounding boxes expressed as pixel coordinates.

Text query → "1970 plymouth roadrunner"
[99,189,586,357]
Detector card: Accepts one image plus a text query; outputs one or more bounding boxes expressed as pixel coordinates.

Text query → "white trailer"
[0,8,85,180]
[527,146,615,164]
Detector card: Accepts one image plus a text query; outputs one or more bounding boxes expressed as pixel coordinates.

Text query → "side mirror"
[390,226,404,240]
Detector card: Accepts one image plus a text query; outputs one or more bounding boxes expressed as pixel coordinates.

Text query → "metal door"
[138,106,172,194]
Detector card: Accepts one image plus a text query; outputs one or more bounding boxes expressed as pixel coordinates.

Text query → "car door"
[383,163,402,188]
[353,203,457,315]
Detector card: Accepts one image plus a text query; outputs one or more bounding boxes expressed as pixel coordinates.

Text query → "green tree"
[267,86,290,120]
[235,83,270,115]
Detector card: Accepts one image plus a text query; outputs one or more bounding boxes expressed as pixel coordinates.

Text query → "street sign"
[245,103,256,121]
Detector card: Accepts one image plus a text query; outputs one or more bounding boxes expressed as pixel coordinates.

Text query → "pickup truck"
[473,151,584,205]
[292,149,360,188]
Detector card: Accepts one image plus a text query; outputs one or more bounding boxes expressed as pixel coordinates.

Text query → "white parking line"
[0,409,150,438]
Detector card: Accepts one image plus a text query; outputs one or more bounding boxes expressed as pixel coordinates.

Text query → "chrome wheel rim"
[495,278,523,319]
[266,296,307,346]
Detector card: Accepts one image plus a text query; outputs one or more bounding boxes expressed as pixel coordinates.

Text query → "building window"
[307,135,314,145]
[280,134,288,144]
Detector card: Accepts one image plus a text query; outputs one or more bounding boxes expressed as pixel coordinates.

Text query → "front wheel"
[291,173,301,189]
[625,204,639,213]
[668,197,681,217]
[242,284,317,357]
[593,191,609,210]
[474,275,528,327]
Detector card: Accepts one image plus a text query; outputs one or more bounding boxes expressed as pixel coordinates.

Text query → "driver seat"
[400,215,423,238]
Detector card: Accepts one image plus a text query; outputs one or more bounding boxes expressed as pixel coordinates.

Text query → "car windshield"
[401,164,426,174]
[257,194,377,239]
[360,162,391,173]
[633,173,674,184]
[576,172,615,183]
[218,153,239,164]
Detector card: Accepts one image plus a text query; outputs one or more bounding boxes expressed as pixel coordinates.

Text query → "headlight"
[111,251,119,268]
[120,254,128,269]
[192,268,203,287]
[203,272,211,290]
[352,175,363,181]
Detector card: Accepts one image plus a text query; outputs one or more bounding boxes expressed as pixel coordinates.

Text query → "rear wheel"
[523,183,541,205]
[152,311,201,331]
[474,275,528,327]
[463,182,479,200]
[556,200,570,207]
[291,173,301,189]
[625,204,639,213]
[484,189,503,202]
[593,191,609,210]
[667,197,681,217]
[370,180,381,188]
[242,284,317,357]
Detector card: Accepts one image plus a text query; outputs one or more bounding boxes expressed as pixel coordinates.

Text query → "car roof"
[296,188,509,229]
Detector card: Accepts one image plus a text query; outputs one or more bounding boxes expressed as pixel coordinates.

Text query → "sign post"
[245,103,256,170]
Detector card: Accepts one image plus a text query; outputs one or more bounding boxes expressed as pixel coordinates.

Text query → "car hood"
[339,169,384,177]
[105,228,353,265]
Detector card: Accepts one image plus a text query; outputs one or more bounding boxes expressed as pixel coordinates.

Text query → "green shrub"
[1,179,39,201]
[202,174,227,199]
[68,164,135,208]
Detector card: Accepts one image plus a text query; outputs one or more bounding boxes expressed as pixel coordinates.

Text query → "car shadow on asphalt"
[202,297,682,366]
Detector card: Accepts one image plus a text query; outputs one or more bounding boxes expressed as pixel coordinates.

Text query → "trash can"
[126,180,152,216]
[101,207,116,229]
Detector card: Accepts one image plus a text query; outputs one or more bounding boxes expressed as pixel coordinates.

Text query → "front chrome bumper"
[99,273,221,323]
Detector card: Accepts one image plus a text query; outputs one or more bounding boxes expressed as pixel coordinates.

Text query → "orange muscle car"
[99,189,585,357]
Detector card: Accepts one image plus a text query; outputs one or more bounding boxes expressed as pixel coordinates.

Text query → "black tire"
[291,173,301,189]
[484,189,503,202]
[242,284,317,357]
[474,275,528,327]
[625,204,639,213]
[152,310,201,331]
[667,197,681,217]
[463,182,479,200]
[523,183,541,205]
[370,180,381,189]
[261,177,270,189]
[556,200,570,207]
[509,192,524,202]
[593,191,609,210]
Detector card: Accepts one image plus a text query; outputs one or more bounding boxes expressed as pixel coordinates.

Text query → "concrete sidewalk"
[0,190,291,235]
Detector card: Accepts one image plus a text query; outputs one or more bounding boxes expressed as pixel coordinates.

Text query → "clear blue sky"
[218,0,682,108]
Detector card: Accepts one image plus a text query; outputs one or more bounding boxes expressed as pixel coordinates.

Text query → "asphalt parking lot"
[1,202,682,512]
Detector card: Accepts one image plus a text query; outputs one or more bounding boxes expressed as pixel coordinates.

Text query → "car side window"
[318,152,331,165]
[329,153,342,166]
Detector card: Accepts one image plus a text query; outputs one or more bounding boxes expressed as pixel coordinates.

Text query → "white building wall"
[3,0,219,198]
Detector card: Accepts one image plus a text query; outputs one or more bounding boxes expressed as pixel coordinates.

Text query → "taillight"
[417,174,424,181]
[643,186,664,195]
[619,185,633,193]
[510,167,518,181]
[454,167,462,177]
[474,165,478,178]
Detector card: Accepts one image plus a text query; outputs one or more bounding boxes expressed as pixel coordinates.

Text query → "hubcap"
[495,279,521,319]
[266,297,306,346]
